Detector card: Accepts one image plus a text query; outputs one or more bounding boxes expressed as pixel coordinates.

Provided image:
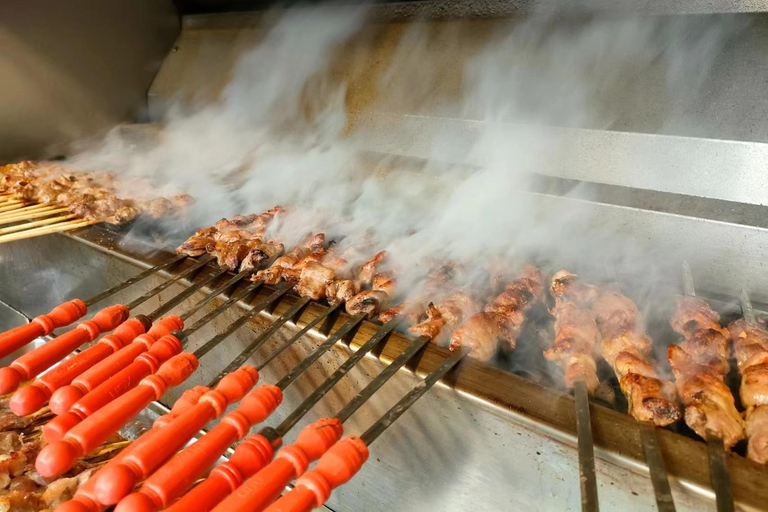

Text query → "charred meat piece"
[295,261,336,301]
[253,233,325,284]
[544,300,601,393]
[177,227,217,257]
[358,251,386,286]
[410,292,480,346]
[239,239,284,272]
[326,279,360,307]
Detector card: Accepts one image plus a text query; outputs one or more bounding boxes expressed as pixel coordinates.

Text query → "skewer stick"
[574,379,599,512]
[0,214,77,235]
[0,218,100,244]
[682,262,734,512]
[0,206,70,225]
[740,289,757,325]
[0,202,56,218]
[639,422,676,512]
[0,200,31,214]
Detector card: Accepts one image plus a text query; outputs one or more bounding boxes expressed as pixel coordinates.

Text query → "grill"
[2,2,768,512]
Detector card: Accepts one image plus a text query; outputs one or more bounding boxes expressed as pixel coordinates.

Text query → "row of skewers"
[0,207,763,510]
[0,161,192,245]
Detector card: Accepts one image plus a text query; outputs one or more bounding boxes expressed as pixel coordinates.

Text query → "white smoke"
[69,6,745,307]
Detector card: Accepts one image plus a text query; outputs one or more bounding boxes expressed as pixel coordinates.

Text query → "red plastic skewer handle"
[44,332,183,443]
[259,436,369,512]
[49,316,183,416]
[114,385,285,512]
[36,352,198,478]
[0,299,86,359]
[91,367,263,506]
[10,317,150,416]
[198,419,343,512]
[161,434,276,512]
[153,384,210,428]
[0,304,129,394]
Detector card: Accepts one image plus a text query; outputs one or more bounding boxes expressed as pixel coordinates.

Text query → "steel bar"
[144,267,229,322]
[123,256,213,310]
[254,302,342,372]
[192,283,292,361]
[336,334,430,423]
[574,379,600,512]
[360,348,466,445]
[273,313,365,391]
[682,261,696,297]
[707,436,735,512]
[84,254,187,307]
[198,295,310,367]
[639,422,676,512]
[176,269,253,322]
[740,289,757,325]
[276,317,402,436]
[181,282,262,339]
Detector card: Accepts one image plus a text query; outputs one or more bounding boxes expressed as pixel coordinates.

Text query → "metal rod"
[177,269,252,322]
[192,283,292,363]
[360,348,466,446]
[145,267,230,322]
[276,317,402,437]
[707,436,734,512]
[574,379,600,512]
[83,254,187,307]
[740,289,757,325]
[202,296,311,378]
[255,302,342,372]
[639,422,676,512]
[273,314,365,391]
[123,256,213,310]
[336,335,429,424]
[180,282,262,340]
[682,261,695,297]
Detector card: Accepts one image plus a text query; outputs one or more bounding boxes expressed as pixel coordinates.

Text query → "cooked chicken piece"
[358,251,386,286]
[345,290,390,318]
[0,411,33,433]
[410,292,480,345]
[295,261,336,301]
[668,344,744,448]
[141,197,175,219]
[214,229,254,243]
[253,233,324,284]
[280,249,326,282]
[0,433,21,457]
[592,291,643,335]
[326,279,360,307]
[177,227,217,257]
[211,240,252,271]
[678,327,731,375]
[239,239,284,272]
[8,475,37,493]
[550,270,600,306]
[0,440,39,490]
[670,295,722,336]
[379,300,428,325]
[40,468,95,509]
[544,300,601,392]
[729,318,768,462]
[0,490,43,511]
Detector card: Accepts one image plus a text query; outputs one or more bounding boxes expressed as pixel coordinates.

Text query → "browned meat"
[326,279,360,307]
[729,318,768,463]
[670,296,722,336]
[410,292,480,345]
[252,233,324,284]
[345,290,390,318]
[177,227,217,257]
[0,490,43,511]
[295,261,336,300]
[550,269,600,306]
[211,240,252,271]
[544,300,600,393]
[358,251,386,286]
[239,239,284,272]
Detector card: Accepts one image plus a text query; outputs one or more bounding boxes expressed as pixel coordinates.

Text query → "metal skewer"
[682,262,733,512]
[639,422,676,512]
[574,379,600,512]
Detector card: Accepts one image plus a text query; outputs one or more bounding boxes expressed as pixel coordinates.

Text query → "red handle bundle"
[259,436,369,512]
[0,304,129,394]
[44,332,183,443]
[201,419,343,512]
[9,317,150,416]
[91,367,263,506]
[113,385,285,512]
[0,299,86,359]
[162,434,277,512]
[36,352,198,478]
[49,316,183,415]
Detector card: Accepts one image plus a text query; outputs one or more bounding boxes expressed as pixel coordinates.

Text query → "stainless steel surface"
[574,380,600,512]
[640,423,677,512]
[0,0,179,161]
[707,437,735,512]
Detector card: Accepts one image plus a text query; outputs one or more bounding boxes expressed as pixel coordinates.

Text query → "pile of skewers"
[0,161,192,244]
[0,207,764,511]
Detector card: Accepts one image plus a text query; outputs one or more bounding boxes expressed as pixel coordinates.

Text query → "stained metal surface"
[0,231,749,512]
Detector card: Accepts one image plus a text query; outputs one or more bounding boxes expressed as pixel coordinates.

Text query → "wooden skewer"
[0,214,77,235]
[0,201,31,214]
[0,218,101,244]
[0,202,50,217]
[0,207,70,226]
[0,194,17,203]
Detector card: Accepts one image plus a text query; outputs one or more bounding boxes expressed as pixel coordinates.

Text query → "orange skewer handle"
[152,384,209,428]
[36,352,198,478]
[0,299,86,359]
[259,436,369,512]
[49,316,183,416]
[10,317,151,416]
[0,304,129,394]
[91,368,264,506]
[161,434,277,512]
[43,332,183,443]
[201,419,343,512]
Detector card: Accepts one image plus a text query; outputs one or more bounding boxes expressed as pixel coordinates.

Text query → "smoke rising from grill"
[70,6,745,335]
